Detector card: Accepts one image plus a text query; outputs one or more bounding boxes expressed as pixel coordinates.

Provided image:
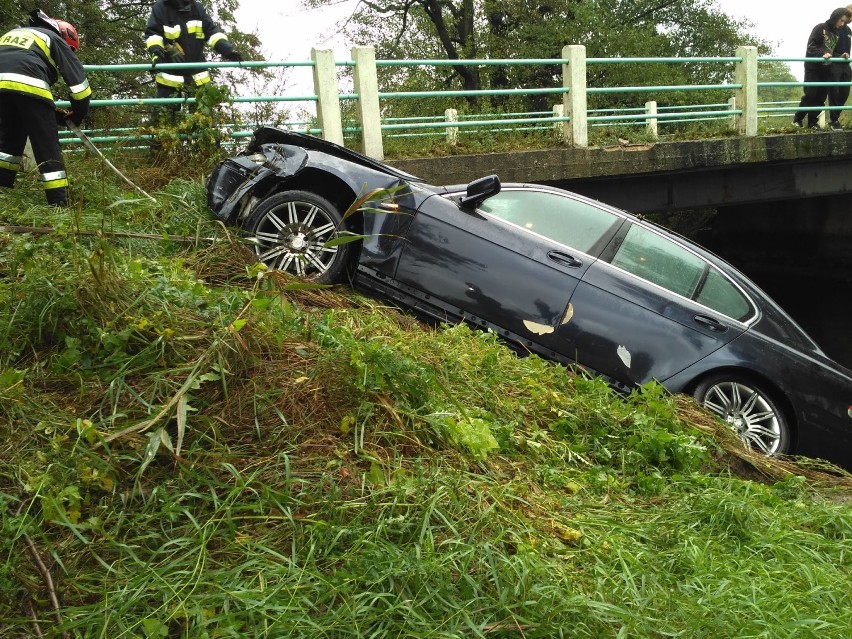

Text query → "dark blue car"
[206,127,852,470]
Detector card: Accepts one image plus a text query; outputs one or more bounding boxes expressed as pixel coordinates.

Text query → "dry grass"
[674,396,852,490]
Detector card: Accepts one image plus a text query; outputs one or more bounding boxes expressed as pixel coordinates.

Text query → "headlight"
[245,152,268,165]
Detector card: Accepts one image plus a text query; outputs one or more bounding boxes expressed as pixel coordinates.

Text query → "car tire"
[692,374,790,456]
[244,191,353,283]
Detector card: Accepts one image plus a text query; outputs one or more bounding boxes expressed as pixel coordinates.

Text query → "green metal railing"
[53,51,852,154]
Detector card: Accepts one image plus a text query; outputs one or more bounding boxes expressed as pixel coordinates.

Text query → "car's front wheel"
[244,191,353,283]
[693,374,790,456]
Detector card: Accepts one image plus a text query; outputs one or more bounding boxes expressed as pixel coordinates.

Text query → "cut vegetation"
[0,153,850,638]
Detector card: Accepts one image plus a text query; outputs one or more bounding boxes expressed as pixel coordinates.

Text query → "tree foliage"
[0,1,260,67]
[305,0,794,117]
[0,1,800,135]
[0,0,265,128]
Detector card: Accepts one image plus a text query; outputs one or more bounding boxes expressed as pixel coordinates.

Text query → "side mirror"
[460,175,501,209]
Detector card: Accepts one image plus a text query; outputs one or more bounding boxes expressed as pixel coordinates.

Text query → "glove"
[68,110,84,126]
[224,50,243,62]
[55,108,71,126]
[163,44,185,65]
[150,46,167,69]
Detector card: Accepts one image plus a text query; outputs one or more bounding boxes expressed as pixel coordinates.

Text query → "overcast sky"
[714,0,805,78]
[234,0,833,81]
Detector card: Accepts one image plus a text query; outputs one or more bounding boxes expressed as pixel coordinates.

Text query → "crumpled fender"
[206,144,309,224]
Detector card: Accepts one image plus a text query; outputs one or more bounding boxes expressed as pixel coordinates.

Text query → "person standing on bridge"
[828,6,852,129]
[793,7,851,130]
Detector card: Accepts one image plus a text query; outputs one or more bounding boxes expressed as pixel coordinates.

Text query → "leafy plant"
[148,83,240,171]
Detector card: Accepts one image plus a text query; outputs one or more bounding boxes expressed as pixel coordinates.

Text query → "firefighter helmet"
[28,9,80,52]
[55,20,79,52]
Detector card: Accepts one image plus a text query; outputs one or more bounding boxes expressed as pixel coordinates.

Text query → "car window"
[478,189,620,253]
[611,224,705,298]
[694,266,753,321]
[611,224,753,321]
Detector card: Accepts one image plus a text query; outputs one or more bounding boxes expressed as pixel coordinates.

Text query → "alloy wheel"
[698,381,785,455]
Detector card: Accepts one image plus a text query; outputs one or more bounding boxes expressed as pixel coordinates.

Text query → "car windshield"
[479,189,621,253]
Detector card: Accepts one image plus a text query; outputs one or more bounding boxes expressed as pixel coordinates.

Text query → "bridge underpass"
[696,194,852,369]
[390,134,852,367]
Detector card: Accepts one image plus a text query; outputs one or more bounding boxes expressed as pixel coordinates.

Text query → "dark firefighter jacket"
[0,26,91,117]
[145,0,237,89]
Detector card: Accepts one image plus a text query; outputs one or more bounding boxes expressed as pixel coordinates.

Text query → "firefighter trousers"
[0,93,69,206]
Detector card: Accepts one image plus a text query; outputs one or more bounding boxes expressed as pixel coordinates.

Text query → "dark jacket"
[0,25,91,118]
[805,9,850,66]
[145,0,236,88]
[835,24,852,57]
[832,21,852,79]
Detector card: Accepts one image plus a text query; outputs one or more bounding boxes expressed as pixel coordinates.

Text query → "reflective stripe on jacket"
[0,27,91,105]
[145,0,235,88]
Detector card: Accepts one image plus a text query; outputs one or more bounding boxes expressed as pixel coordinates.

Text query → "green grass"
[0,152,850,638]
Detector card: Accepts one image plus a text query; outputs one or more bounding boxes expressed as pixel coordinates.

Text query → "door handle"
[693,314,728,332]
[548,250,583,268]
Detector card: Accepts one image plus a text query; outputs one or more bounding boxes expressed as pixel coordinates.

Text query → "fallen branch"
[10,501,68,638]
[26,600,45,638]
[102,296,253,445]
[0,225,218,244]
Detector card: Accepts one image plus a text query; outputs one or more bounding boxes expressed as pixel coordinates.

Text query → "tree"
[304,0,788,117]
[0,1,265,128]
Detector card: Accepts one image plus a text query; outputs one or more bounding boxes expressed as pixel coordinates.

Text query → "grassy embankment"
[0,150,850,638]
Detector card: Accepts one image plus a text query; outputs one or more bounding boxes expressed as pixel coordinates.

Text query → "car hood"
[249,128,425,184]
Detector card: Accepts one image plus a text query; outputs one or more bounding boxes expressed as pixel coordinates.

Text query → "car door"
[392,187,624,354]
[560,220,752,387]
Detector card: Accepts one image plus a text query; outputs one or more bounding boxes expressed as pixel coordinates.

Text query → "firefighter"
[145,0,243,118]
[0,9,91,207]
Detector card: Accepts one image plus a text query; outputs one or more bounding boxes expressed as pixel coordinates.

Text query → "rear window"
[695,267,753,321]
[611,224,753,321]
[611,224,705,298]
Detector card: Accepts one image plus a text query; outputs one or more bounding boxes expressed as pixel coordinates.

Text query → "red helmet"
[55,20,79,52]
[28,10,80,52]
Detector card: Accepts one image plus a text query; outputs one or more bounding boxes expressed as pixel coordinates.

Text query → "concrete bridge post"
[645,101,658,139]
[553,104,565,138]
[311,48,344,145]
[352,46,383,160]
[563,45,587,147]
[735,46,758,137]
[445,109,458,146]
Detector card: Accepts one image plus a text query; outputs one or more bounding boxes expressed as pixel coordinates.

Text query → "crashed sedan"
[206,126,852,470]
